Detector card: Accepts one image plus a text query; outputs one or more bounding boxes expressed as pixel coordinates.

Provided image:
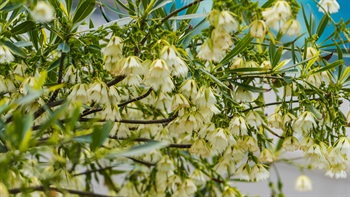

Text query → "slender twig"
[161,0,203,23]
[111,137,191,148]
[240,98,322,113]
[8,186,116,197]
[106,75,126,87]
[79,115,177,124]
[126,157,155,167]
[81,88,153,117]
[138,0,203,50]
[73,165,115,177]
[118,88,153,107]
[33,52,66,120]
[263,125,284,139]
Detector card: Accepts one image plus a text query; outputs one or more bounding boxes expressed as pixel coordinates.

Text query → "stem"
[240,98,321,113]
[79,115,177,124]
[161,0,203,23]
[110,137,191,148]
[81,88,153,117]
[33,52,66,119]
[8,186,116,197]
[106,75,126,87]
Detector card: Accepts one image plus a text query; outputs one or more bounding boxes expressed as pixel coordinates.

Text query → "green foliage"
[0,0,349,196]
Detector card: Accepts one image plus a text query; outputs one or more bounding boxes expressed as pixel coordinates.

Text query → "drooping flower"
[250,20,268,39]
[194,86,217,109]
[262,0,291,30]
[229,116,248,136]
[234,88,254,103]
[282,136,300,151]
[268,113,283,129]
[179,79,198,99]
[160,45,188,77]
[172,94,190,111]
[250,164,270,181]
[243,136,260,152]
[295,175,312,192]
[235,164,251,181]
[218,11,239,33]
[87,81,110,105]
[31,1,55,23]
[63,65,81,84]
[143,59,174,92]
[207,128,229,155]
[120,56,145,75]
[281,19,301,36]
[293,111,317,134]
[334,137,350,154]
[197,39,226,63]
[229,57,245,70]
[214,154,236,177]
[259,148,275,163]
[318,0,340,14]
[103,36,123,74]
[189,138,211,157]
[68,84,88,103]
[0,45,14,64]
[305,47,319,59]
[189,169,208,187]
[211,28,233,50]
[245,111,264,127]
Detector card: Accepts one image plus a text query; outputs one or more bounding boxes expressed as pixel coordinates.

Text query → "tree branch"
[79,115,177,124]
[111,137,191,148]
[161,0,203,23]
[106,75,126,87]
[81,88,153,117]
[8,186,116,197]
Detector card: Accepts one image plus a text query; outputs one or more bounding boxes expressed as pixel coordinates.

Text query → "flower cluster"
[197,10,239,62]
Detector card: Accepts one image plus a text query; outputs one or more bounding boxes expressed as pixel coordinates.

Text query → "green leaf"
[150,0,172,13]
[301,5,311,36]
[0,0,9,10]
[16,89,43,105]
[73,134,92,143]
[272,46,283,68]
[73,0,96,24]
[12,112,33,151]
[100,5,111,22]
[316,15,329,39]
[91,121,113,151]
[262,0,275,8]
[65,0,73,13]
[220,34,253,65]
[231,82,271,93]
[169,13,208,20]
[106,141,169,158]
[307,105,322,120]
[36,104,68,137]
[3,40,25,58]
[199,68,229,89]
[312,60,343,74]
[229,67,269,73]
[11,21,36,35]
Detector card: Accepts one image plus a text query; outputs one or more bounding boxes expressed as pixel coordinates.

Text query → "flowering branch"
[8,186,116,197]
[79,115,177,124]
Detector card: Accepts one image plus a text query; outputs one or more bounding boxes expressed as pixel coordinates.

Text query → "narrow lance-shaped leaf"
[11,21,36,35]
[220,34,253,65]
[105,141,169,158]
[72,0,96,24]
[91,121,113,151]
